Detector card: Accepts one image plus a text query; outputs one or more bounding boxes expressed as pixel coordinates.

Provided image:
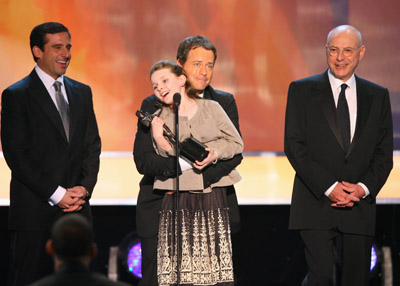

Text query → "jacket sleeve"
[202,90,243,188]
[284,81,337,198]
[1,88,59,200]
[359,89,393,198]
[77,86,101,195]
[205,102,244,160]
[133,97,180,177]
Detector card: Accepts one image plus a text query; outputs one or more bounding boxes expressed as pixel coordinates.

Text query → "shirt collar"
[328,69,356,92]
[35,65,65,90]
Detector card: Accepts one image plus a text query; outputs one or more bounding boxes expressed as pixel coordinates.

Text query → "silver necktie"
[53,81,70,141]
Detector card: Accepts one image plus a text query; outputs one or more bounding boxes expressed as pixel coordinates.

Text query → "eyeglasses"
[327,46,361,57]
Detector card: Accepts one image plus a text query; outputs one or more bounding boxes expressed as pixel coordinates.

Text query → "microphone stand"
[173,93,181,286]
[136,93,184,285]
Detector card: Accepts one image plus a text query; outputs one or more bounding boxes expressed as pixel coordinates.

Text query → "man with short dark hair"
[1,22,101,285]
[28,214,131,286]
[133,35,242,285]
[284,25,393,285]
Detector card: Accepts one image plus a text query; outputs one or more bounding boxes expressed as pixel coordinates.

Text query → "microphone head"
[173,93,181,105]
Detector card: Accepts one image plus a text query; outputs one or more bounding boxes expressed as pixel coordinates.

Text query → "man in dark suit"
[1,22,101,286]
[133,35,242,285]
[284,25,393,285]
[28,214,130,286]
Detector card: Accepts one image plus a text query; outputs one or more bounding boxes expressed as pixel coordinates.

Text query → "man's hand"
[68,186,88,199]
[57,191,83,212]
[329,182,360,208]
[193,147,218,170]
[328,183,348,203]
[341,181,366,199]
[59,186,88,212]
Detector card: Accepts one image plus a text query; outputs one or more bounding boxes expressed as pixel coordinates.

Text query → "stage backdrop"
[0,0,399,205]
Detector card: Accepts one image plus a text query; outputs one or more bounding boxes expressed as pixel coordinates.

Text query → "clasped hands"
[57,186,88,212]
[329,182,365,208]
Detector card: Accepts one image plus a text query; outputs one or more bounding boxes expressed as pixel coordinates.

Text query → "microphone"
[173,93,181,106]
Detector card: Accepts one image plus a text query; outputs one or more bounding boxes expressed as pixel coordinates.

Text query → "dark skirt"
[157,187,234,286]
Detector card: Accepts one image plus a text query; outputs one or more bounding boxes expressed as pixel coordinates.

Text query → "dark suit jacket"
[28,263,131,286]
[1,69,101,231]
[133,85,242,238]
[284,71,393,236]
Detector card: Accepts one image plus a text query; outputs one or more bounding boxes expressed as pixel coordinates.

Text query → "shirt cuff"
[48,186,66,206]
[358,182,370,198]
[325,182,338,197]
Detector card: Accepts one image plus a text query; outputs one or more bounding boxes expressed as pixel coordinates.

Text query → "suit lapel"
[315,73,374,157]
[346,76,373,156]
[315,72,345,151]
[28,70,69,142]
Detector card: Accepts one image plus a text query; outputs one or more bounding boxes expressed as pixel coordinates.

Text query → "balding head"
[327,25,363,47]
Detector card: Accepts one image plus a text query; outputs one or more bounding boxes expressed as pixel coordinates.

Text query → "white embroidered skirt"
[157,187,234,286]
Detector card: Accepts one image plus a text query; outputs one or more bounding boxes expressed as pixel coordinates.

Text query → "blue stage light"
[127,242,142,278]
[370,244,378,271]
[119,231,142,281]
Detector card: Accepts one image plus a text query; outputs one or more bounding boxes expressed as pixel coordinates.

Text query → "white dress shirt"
[35,66,68,205]
[325,70,369,198]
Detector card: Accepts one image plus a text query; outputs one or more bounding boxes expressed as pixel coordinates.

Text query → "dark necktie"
[53,81,70,141]
[337,83,350,153]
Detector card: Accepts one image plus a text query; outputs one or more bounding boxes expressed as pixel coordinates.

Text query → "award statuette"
[136,109,209,163]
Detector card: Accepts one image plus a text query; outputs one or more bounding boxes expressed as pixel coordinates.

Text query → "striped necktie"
[53,81,70,141]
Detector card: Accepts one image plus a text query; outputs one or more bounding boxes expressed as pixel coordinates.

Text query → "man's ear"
[176,59,183,68]
[32,46,42,60]
[89,243,98,259]
[45,239,54,256]
[358,45,366,61]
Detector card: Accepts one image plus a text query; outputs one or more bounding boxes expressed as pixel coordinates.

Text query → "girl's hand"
[193,147,218,170]
[151,117,172,151]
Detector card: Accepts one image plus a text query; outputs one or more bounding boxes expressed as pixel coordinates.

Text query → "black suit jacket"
[284,71,393,236]
[28,263,131,286]
[1,69,101,231]
[133,85,242,238]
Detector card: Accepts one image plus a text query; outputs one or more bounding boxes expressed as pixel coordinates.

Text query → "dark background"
[1,205,399,285]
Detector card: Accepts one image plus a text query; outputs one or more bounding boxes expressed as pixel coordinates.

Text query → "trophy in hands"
[136,109,209,163]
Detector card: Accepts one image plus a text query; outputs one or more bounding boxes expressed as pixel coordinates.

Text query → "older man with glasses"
[284,25,393,285]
